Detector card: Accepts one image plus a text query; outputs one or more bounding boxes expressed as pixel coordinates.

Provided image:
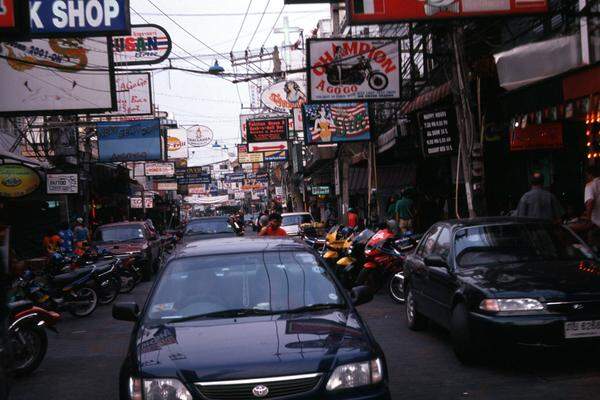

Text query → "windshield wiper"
[284,303,346,314]
[164,308,277,323]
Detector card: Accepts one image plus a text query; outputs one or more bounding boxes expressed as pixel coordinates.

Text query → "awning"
[400,82,452,115]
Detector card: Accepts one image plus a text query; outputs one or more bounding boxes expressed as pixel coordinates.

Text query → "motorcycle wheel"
[99,277,120,305]
[10,327,47,376]
[119,270,137,294]
[68,287,98,318]
[368,72,389,91]
[388,272,406,304]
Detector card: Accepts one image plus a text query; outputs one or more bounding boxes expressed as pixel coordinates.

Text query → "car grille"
[546,300,600,315]
[195,373,322,400]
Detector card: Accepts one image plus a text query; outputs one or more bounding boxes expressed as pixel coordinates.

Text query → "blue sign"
[97,119,162,162]
[264,150,288,162]
[29,0,131,37]
[224,173,245,183]
[177,173,211,186]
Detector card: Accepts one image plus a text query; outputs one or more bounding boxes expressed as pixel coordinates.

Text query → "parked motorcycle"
[7,300,60,376]
[336,228,375,289]
[299,223,326,251]
[326,55,389,91]
[322,225,355,269]
[115,255,144,294]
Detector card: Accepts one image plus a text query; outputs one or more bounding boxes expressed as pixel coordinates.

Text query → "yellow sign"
[0,164,41,198]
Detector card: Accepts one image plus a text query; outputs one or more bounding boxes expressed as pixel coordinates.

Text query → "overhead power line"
[231,0,253,52]
[246,0,271,50]
[135,10,325,17]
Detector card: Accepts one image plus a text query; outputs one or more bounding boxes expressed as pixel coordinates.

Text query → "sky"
[128,0,331,166]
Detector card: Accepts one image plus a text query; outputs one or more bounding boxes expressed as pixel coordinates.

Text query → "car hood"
[458,259,600,300]
[136,310,373,382]
[93,241,146,255]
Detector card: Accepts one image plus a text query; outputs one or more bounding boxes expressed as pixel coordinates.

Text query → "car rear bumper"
[469,312,600,346]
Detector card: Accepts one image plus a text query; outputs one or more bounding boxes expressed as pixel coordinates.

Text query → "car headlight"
[479,298,544,313]
[141,378,193,400]
[326,359,383,391]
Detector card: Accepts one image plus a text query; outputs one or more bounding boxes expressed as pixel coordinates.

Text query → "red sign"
[246,118,289,143]
[0,0,16,28]
[347,0,548,24]
[510,123,563,151]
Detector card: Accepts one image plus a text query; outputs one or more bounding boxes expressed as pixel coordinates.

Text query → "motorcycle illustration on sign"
[326,52,389,91]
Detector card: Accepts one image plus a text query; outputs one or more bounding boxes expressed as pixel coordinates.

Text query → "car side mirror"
[351,285,374,306]
[424,255,449,269]
[113,301,139,322]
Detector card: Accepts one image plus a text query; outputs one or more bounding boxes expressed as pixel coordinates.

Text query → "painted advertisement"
[347,0,548,24]
[307,38,401,103]
[167,128,188,160]
[260,77,306,113]
[47,173,78,194]
[303,103,371,144]
[0,37,116,115]
[97,119,162,162]
[110,72,153,116]
[113,24,171,66]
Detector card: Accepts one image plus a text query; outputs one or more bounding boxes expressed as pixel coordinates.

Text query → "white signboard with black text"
[110,73,153,116]
[130,197,154,209]
[47,173,79,195]
[145,162,175,177]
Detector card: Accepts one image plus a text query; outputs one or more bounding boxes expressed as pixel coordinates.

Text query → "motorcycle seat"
[52,268,92,285]
[8,300,33,315]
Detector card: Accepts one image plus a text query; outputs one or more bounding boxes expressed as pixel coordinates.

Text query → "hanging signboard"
[144,162,175,177]
[47,173,78,194]
[110,72,153,116]
[130,197,153,209]
[0,38,116,116]
[177,173,211,186]
[28,0,131,38]
[113,24,171,66]
[224,173,246,183]
[97,119,162,162]
[311,186,330,195]
[156,181,177,191]
[303,103,371,144]
[307,38,401,103]
[260,77,307,113]
[237,144,264,164]
[0,0,29,37]
[247,118,289,143]
[264,150,288,162]
[510,122,563,151]
[167,128,188,160]
[248,141,289,153]
[187,125,213,148]
[0,164,40,198]
[419,108,458,157]
[255,173,269,183]
[347,0,548,24]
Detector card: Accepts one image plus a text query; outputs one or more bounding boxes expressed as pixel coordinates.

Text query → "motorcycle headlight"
[326,359,383,391]
[479,298,544,313]
[143,379,193,400]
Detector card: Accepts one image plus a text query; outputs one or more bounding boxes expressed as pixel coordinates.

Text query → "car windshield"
[185,219,233,235]
[282,215,313,227]
[94,227,145,243]
[454,223,596,268]
[146,251,346,322]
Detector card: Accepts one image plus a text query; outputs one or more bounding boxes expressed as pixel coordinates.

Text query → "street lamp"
[212,141,221,148]
[208,60,224,75]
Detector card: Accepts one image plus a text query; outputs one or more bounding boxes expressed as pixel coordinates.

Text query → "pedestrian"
[258,214,269,231]
[58,222,74,255]
[258,213,288,237]
[515,172,563,222]
[42,227,61,256]
[386,194,397,220]
[73,217,89,244]
[347,207,359,229]
[584,166,600,248]
[395,189,414,233]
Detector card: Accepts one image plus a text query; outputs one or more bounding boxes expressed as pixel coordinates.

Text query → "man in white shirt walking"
[584,166,600,249]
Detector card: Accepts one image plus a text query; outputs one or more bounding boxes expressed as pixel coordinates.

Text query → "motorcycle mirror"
[112,301,139,322]
[351,285,374,307]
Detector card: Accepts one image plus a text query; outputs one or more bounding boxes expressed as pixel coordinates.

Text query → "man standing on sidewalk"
[515,172,563,222]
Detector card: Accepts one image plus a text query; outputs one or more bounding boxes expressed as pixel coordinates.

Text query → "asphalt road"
[9,282,600,400]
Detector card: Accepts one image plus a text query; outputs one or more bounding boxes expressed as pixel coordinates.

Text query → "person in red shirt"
[347,207,359,229]
[258,213,288,237]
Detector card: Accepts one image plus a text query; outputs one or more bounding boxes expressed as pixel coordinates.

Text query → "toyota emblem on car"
[252,384,269,397]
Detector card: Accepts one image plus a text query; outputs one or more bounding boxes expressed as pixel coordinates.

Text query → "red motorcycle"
[7,301,60,376]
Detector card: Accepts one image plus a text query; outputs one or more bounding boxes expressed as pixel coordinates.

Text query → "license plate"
[564,320,600,339]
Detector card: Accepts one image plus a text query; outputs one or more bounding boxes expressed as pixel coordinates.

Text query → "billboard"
[238,144,264,163]
[246,117,289,143]
[110,72,153,116]
[144,162,175,176]
[307,38,401,103]
[113,24,171,66]
[347,0,548,24]
[240,113,293,142]
[260,77,306,113]
[47,173,78,194]
[187,125,213,148]
[0,38,116,116]
[303,103,371,144]
[97,119,162,162]
[167,129,188,160]
[29,0,131,37]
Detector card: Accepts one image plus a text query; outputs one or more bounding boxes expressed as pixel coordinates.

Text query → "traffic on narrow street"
[1,1,600,400]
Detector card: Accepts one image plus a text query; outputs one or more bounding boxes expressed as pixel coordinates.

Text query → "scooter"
[326,55,389,91]
[336,228,376,290]
[7,301,60,376]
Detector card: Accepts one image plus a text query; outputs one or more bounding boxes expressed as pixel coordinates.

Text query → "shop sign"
[28,0,131,37]
[47,173,78,194]
[167,128,188,160]
[347,0,547,24]
[177,173,211,186]
[97,119,162,162]
[260,78,307,113]
[247,118,289,143]
[510,122,563,151]
[187,125,213,148]
[303,103,371,144]
[156,181,177,191]
[248,141,288,154]
[130,197,153,209]
[110,72,153,116]
[234,191,245,200]
[0,164,40,198]
[144,162,174,177]
[377,126,397,153]
[264,150,288,162]
[0,38,115,116]
[188,185,207,195]
[0,0,16,29]
[311,186,330,195]
[238,144,264,163]
[307,38,401,103]
[224,173,245,183]
[255,173,269,183]
[1,0,29,36]
[420,108,457,157]
[113,24,171,66]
